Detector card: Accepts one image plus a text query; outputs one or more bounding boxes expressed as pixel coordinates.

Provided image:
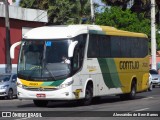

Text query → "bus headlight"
[58,80,74,89]
[17,82,28,89]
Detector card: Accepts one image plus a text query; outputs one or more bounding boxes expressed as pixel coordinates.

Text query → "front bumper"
[0,89,8,97]
[152,81,160,86]
[17,85,76,100]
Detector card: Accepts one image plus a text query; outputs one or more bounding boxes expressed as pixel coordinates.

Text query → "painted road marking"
[134,108,150,111]
[142,97,153,100]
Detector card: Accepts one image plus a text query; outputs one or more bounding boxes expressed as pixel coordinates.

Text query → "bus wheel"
[80,85,93,106]
[120,81,136,100]
[33,100,48,107]
[127,81,136,100]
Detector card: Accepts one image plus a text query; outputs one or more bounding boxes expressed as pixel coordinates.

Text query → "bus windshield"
[18,39,71,81]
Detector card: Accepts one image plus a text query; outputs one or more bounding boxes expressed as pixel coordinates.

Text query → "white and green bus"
[10,25,149,107]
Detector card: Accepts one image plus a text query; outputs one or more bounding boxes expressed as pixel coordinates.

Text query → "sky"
[94,0,105,6]
[94,0,106,12]
[15,0,20,6]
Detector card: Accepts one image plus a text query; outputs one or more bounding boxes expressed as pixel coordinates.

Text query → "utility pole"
[0,0,12,73]
[90,0,95,24]
[151,0,157,70]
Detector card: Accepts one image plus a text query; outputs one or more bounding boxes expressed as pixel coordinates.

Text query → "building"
[0,0,12,5]
[0,4,48,73]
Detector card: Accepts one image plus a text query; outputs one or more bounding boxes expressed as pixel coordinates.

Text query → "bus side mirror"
[68,41,78,57]
[10,41,21,59]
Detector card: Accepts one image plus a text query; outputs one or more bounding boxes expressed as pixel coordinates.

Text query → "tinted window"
[99,36,111,57]
[0,75,11,82]
[111,36,121,57]
[150,70,158,74]
[87,34,148,58]
[71,34,87,75]
[87,34,99,58]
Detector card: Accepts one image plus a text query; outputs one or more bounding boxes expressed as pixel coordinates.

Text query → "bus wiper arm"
[44,65,56,80]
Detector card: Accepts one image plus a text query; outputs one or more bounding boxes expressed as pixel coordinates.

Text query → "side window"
[139,38,148,57]
[111,36,121,57]
[71,34,87,73]
[87,35,148,58]
[131,38,139,58]
[120,37,131,57]
[12,75,17,82]
[87,34,99,58]
[99,35,111,58]
[130,37,148,58]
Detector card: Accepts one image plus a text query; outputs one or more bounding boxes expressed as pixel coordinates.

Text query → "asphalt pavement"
[0,87,160,120]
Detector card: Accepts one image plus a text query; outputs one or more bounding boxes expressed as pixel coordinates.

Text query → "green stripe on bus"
[42,79,65,86]
[50,79,65,86]
[42,82,54,86]
[98,58,121,88]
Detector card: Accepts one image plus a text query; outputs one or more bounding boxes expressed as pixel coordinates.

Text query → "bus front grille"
[23,87,58,91]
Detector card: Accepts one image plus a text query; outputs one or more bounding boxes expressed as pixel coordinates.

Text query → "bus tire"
[33,100,48,107]
[120,81,136,100]
[127,81,136,100]
[80,85,93,106]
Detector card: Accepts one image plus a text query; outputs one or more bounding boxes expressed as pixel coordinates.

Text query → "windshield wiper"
[43,65,56,81]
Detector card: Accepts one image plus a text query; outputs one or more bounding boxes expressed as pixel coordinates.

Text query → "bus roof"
[23,25,148,39]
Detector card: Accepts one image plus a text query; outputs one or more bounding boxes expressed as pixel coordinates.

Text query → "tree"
[19,0,91,25]
[96,7,150,35]
[102,0,160,18]
[101,1,160,50]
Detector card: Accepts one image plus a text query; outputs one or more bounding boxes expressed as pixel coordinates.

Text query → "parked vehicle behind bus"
[149,69,160,88]
[10,25,149,107]
[0,73,17,99]
[148,73,153,91]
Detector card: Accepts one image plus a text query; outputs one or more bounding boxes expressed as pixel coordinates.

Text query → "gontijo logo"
[119,61,139,70]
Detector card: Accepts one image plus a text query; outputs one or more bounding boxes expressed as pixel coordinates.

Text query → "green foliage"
[96,7,150,35]
[48,0,77,24]
[19,0,91,25]
[101,0,160,50]
[95,7,158,50]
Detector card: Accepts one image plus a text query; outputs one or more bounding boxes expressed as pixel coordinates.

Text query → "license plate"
[36,93,46,98]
